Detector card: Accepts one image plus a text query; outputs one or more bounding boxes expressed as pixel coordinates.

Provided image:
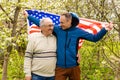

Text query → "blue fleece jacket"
[27,14,107,68]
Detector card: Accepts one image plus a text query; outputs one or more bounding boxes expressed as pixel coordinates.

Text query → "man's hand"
[25,76,31,80]
[104,22,113,31]
[23,10,28,18]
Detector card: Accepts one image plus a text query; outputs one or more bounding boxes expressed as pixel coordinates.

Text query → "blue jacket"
[28,13,107,68]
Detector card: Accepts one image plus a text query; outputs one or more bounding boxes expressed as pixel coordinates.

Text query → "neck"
[41,31,50,37]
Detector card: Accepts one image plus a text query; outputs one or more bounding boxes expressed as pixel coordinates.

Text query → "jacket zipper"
[65,31,68,68]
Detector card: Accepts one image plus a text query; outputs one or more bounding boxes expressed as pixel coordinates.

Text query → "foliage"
[0,0,120,80]
[80,32,120,80]
[0,26,27,80]
[7,49,25,80]
[80,41,114,80]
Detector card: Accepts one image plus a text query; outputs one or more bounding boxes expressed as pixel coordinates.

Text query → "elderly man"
[24,18,56,80]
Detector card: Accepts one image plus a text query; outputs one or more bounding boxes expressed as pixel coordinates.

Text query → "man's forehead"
[60,16,67,21]
[44,18,53,23]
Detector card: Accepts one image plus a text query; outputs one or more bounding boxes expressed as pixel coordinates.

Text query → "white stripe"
[80,18,102,23]
[101,22,108,27]
[80,20,92,26]
[29,28,41,31]
[92,25,101,32]
[81,28,93,34]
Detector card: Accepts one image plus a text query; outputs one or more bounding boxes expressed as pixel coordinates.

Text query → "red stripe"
[78,23,98,34]
[80,18,101,25]
[31,26,40,29]
[78,23,91,29]
[29,30,40,34]
[80,18,103,29]
[29,26,41,34]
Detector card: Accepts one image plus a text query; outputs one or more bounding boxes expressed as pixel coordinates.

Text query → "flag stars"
[50,16,53,18]
[44,15,47,17]
[36,13,38,15]
[26,10,61,27]
[53,18,56,20]
[56,21,59,24]
[30,14,33,16]
[39,14,42,17]
[33,15,36,17]
[36,16,38,18]
[56,17,59,19]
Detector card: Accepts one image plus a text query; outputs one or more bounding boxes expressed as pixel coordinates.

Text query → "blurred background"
[0,0,120,80]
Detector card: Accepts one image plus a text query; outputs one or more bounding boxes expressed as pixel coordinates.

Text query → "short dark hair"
[60,12,79,27]
[60,12,72,21]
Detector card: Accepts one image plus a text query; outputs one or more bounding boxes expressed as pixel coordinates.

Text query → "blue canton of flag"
[26,10,60,27]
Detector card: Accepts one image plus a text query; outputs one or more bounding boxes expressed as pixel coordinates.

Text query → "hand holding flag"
[23,10,29,18]
[104,22,113,31]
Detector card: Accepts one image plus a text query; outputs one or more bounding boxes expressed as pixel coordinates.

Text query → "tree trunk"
[2,53,9,80]
[118,29,120,40]
[115,71,120,80]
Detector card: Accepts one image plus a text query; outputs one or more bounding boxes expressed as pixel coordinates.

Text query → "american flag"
[26,10,108,49]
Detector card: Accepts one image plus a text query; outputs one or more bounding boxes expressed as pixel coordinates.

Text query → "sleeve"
[24,34,35,76]
[79,28,107,42]
[28,15,40,26]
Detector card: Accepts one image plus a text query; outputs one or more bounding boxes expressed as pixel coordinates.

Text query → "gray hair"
[40,18,53,27]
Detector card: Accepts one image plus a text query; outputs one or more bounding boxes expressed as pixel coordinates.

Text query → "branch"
[102,35,120,59]
[89,0,109,21]
[111,0,120,21]
[16,23,27,39]
[89,0,119,32]
[11,5,21,37]
[113,25,120,32]
[111,0,120,32]
[101,47,118,71]
[0,4,13,23]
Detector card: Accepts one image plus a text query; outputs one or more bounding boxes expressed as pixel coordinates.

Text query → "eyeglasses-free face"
[41,23,54,37]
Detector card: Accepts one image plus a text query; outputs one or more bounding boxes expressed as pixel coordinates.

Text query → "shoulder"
[54,25,61,29]
[28,32,41,40]
[54,25,62,32]
[72,27,89,35]
[74,27,84,32]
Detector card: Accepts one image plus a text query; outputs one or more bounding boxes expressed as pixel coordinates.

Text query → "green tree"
[0,0,119,80]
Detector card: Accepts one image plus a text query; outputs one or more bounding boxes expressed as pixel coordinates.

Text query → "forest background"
[0,0,120,80]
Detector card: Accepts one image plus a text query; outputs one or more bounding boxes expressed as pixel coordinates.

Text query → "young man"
[26,12,113,80]
[24,18,56,80]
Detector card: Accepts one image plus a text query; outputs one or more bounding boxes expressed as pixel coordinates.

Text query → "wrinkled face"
[41,19,54,36]
[60,15,71,30]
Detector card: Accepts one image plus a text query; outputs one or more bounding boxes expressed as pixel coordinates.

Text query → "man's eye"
[60,22,63,24]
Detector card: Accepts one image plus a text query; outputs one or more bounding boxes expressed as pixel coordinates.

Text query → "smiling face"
[40,18,54,36]
[60,13,72,30]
